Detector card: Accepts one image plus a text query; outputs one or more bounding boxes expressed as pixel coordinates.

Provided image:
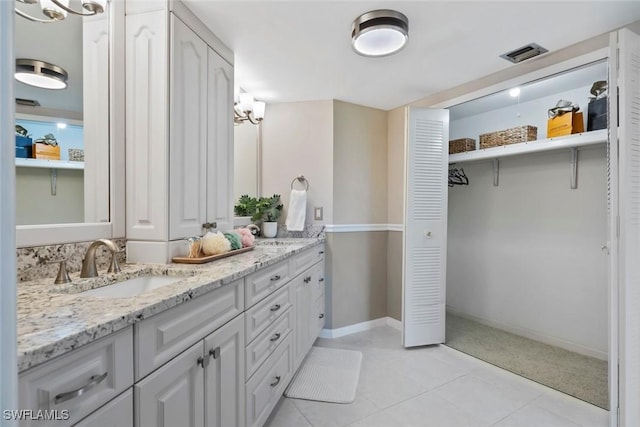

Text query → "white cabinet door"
[206,48,234,231]
[292,273,311,371]
[135,342,205,427]
[402,107,449,348]
[613,27,640,427]
[169,15,209,240]
[125,9,169,241]
[204,314,245,427]
[73,389,133,427]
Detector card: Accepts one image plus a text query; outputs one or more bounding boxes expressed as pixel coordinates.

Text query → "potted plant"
[234,195,258,227]
[252,194,283,238]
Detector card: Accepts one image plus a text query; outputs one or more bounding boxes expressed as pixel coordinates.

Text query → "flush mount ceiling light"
[234,93,266,125]
[15,0,107,23]
[351,9,409,57]
[15,59,68,90]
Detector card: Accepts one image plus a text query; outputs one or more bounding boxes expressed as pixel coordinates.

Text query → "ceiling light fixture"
[15,59,68,90]
[15,0,107,23]
[234,93,266,125]
[351,9,409,57]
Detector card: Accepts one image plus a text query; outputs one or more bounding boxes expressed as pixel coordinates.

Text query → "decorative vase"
[262,222,278,238]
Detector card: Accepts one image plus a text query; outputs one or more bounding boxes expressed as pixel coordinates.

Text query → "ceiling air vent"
[500,43,548,64]
[16,98,41,107]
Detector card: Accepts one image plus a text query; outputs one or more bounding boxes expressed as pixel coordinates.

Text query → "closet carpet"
[445,312,609,410]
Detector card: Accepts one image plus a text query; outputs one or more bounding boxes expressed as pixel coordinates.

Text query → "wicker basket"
[449,138,476,154]
[479,125,537,149]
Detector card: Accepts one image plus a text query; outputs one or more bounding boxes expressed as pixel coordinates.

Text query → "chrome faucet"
[80,239,122,278]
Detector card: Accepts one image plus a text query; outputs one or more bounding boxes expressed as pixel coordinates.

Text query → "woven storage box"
[449,138,476,154]
[479,125,537,149]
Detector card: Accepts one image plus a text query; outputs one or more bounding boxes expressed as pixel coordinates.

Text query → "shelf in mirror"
[448,129,607,165]
[16,158,84,170]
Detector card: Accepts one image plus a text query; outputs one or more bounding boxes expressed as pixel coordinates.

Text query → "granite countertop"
[17,238,323,373]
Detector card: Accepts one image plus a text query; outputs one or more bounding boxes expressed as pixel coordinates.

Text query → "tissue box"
[547,112,584,138]
[15,135,33,158]
[33,143,61,160]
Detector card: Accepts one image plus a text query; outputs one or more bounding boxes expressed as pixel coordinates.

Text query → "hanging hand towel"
[285,189,307,231]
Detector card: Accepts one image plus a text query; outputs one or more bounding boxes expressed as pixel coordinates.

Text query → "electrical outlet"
[314,207,323,221]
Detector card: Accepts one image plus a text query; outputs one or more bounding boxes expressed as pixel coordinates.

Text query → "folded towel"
[285,189,307,231]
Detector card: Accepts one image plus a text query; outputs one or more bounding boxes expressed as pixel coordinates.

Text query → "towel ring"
[291,175,309,191]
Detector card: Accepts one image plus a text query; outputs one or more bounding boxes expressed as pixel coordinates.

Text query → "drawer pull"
[319,278,325,282]
[304,276,311,284]
[270,332,281,342]
[319,251,325,255]
[270,304,281,312]
[319,313,325,319]
[270,376,281,387]
[270,275,281,282]
[54,372,108,405]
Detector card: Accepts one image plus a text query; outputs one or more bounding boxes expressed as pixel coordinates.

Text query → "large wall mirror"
[14,0,125,246]
[234,122,261,202]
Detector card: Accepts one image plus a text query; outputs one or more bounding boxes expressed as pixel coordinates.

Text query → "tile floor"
[264,326,610,427]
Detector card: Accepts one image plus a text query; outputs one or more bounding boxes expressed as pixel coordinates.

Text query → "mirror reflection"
[234,123,260,202]
[14,1,110,226]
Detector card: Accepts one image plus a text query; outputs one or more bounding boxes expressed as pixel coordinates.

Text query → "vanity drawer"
[135,279,244,380]
[290,245,325,277]
[245,282,292,344]
[245,333,292,427]
[245,307,292,379]
[245,259,291,308]
[19,327,133,427]
[73,388,133,427]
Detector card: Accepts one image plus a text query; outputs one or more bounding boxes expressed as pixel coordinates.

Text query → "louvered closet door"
[402,107,449,348]
[616,27,640,427]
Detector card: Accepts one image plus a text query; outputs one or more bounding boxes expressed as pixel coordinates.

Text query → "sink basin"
[82,275,184,298]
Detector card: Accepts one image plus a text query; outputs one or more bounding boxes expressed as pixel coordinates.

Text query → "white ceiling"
[184,1,640,111]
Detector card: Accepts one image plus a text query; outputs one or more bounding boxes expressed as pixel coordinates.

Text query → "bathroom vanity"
[16,239,325,427]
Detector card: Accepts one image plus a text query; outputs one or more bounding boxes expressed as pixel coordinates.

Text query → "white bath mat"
[285,346,362,403]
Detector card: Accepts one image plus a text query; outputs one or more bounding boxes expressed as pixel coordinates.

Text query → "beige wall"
[386,106,405,322]
[332,100,387,224]
[387,106,405,225]
[387,231,402,321]
[326,232,388,329]
[261,101,334,225]
[16,168,84,225]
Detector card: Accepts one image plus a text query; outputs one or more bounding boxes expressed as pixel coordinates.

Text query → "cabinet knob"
[319,278,324,283]
[270,376,281,387]
[209,347,221,360]
[202,222,217,231]
[319,313,325,319]
[319,250,325,255]
[270,275,281,282]
[197,355,210,368]
[270,304,281,312]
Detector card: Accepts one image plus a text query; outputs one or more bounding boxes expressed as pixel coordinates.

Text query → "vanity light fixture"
[234,93,266,125]
[15,0,107,23]
[351,9,409,57]
[15,59,68,90]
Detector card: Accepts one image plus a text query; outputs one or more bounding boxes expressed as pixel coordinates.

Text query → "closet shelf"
[16,158,84,170]
[448,129,607,164]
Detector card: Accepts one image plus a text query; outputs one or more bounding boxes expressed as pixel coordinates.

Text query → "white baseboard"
[446,306,608,361]
[320,317,402,339]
